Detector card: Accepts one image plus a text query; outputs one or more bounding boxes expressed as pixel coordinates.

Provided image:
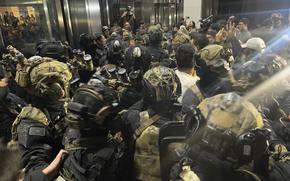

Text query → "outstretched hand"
[226,20,236,38]
[42,149,68,180]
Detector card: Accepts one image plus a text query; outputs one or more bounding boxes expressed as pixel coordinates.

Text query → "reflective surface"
[0,0,65,56]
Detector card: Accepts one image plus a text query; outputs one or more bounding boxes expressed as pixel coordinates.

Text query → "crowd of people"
[1,6,290,181]
[0,11,44,47]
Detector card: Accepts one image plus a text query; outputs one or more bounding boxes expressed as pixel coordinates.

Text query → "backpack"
[134,111,161,181]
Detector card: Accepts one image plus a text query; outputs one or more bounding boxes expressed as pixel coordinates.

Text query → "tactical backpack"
[134,111,161,181]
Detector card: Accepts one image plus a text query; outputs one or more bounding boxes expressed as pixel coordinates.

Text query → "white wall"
[183,0,202,28]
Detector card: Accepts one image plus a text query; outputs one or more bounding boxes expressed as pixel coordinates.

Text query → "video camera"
[199,15,214,33]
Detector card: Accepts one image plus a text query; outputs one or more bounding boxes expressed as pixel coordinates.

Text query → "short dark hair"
[209,23,221,32]
[206,30,217,37]
[193,34,209,50]
[176,43,196,69]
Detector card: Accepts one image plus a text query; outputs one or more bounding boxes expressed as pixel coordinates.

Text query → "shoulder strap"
[190,84,204,102]
[133,111,161,140]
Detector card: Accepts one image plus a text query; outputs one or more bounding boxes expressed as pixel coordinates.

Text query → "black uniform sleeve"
[16,119,54,180]
[23,170,49,181]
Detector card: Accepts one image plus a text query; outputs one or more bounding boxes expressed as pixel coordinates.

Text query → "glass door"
[154,1,183,28]
[0,0,66,56]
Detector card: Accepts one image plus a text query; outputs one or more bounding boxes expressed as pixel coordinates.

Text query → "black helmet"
[35,40,69,62]
[68,85,119,129]
[148,25,163,46]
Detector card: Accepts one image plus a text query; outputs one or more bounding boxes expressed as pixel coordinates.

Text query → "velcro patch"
[28,127,46,137]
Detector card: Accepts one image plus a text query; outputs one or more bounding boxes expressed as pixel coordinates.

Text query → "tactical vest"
[60,141,120,181]
[61,112,125,181]
[134,111,161,181]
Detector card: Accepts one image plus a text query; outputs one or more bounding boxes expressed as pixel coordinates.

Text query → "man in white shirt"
[175,44,203,106]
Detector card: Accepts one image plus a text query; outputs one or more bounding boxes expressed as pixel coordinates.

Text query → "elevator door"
[154,2,183,28]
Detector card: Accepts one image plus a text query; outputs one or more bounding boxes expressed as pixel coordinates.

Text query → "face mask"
[0,86,9,101]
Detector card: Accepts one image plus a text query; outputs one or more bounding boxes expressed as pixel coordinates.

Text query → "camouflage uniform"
[146,26,170,68]
[121,66,181,181]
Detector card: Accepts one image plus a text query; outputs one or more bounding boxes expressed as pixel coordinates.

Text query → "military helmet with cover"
[15,56,72,100]
[185,92,267,164]
[198,44,234,74]
[172,32,191,51]
[142,66,180,103]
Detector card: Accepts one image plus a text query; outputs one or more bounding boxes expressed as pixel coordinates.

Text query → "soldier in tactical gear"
[60,84,126,181]
[146,25,169,68]
[107,39,125,66]
[124,44,149,73]
[170,92,280,181]
[231,54,290,150]
[121,66,181,181]
[107,43,146,109]
[12,56,72,180]
[1,45,28,100]
[196,44,234,96]
[0,65,26,143]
